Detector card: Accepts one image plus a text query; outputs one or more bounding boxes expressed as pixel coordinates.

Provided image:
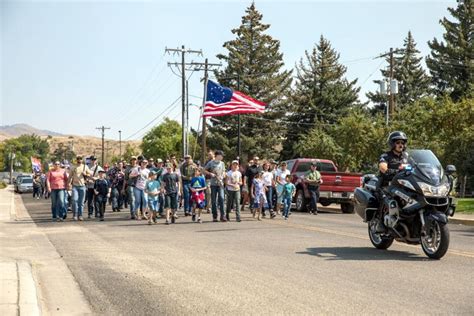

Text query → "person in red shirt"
[46,161,69,221]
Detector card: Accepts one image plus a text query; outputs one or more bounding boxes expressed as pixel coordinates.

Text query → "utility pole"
[118,130,122,159]
[165,45,203,157]
[375,48,402,122]
[96,126,110,166]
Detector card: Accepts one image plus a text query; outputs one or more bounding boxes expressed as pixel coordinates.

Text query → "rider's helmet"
[387,131,408,149]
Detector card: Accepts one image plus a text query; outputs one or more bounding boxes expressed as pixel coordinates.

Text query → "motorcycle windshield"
[407,150,445,186]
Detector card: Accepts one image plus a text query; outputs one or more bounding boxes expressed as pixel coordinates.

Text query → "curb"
[18,261,41,315]
[450,218,474,226]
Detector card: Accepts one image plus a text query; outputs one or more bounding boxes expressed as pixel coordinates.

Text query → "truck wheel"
[295,190,306,212]
[320,200,331,207]
[341,203,354,214]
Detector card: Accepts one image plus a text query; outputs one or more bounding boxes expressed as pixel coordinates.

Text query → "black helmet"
[387,131,408,149]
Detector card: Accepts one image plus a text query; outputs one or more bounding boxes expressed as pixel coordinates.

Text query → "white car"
[15,176,34,193]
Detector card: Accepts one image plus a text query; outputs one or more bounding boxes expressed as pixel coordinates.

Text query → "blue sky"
[1,0,454,140]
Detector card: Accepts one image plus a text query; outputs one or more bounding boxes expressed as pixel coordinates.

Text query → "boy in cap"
[225,160,242,222]
[94,170,111,221]
[304,161,322,215]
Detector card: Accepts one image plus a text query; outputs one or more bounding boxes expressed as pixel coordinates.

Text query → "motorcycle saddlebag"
[354,188,378,221]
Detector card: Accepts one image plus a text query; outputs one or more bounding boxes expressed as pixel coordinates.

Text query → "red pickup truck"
[284,158,363,213]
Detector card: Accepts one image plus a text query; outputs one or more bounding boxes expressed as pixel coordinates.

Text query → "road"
[20,194,474,314]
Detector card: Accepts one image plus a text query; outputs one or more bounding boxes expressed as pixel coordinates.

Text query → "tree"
[50,142,75,164]
[282,36,361,159]
[212,3,293,161]
[367,31,430,112]
[122,143,139,163]
[1,134,50,172]
[426,0,474,101]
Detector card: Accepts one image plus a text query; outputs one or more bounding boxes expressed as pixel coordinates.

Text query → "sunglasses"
[395,141,405,145]
[54,163,60,165]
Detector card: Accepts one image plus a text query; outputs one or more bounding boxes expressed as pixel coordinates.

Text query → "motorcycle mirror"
[445,165,456,175]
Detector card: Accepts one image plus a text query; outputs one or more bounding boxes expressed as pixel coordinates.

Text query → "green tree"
[141,118,181,160]
[1,134,50,172]
[367,31,430,112]
[212,3,292,161]
[426,0,474,100]
[50,142,75,164]
[282,35,361,159]
[122,143,139,163]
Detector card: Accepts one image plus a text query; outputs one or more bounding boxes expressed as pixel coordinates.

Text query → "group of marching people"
[44,149,321,224]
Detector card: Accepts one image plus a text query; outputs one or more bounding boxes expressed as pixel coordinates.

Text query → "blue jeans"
[211,186,225,219]
[111,187,121,210]
[282,196,292,218]
[72,186,86,217]
[182,180,192,213]
[127,186,136,215]
[51,189,66,219]
[148,199,159,212]
[133,187,147,216]
[265,186,274,212]
[158,194,164,213]
[309,188,320,212]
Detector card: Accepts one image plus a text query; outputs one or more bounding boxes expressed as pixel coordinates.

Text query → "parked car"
[284,158,363,213]
[15,176,34,193]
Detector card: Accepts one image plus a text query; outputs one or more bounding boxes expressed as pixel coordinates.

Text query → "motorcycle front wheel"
[421,221,450,259]
[368,220,394,250]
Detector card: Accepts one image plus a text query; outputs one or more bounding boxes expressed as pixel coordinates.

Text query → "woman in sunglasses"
[46,161,69,222]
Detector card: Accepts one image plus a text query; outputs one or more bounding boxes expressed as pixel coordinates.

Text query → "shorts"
[165,193,178,210]
[148,199,159,211]
[191,191,206,209]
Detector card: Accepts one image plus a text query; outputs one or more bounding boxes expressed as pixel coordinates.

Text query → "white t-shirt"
[262,171,273,187]
[276,169,291,185]
[131,167,150,190]
[226,170,242,192]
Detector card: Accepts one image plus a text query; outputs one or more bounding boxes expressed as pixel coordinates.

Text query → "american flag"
[202,80,266,117]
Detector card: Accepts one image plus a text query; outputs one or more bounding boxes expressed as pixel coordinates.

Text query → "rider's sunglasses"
[395,141,405,145]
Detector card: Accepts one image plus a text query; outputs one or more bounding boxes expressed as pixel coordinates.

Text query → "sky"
[1,0,455,141]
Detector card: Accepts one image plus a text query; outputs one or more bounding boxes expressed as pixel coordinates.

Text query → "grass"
[457,198,474,214]
[0,182,7,189]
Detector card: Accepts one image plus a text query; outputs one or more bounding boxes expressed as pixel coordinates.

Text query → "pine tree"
[211,3,292,161]
[281,35,360,159]
[426,0,474,101]
[367,31,430,112]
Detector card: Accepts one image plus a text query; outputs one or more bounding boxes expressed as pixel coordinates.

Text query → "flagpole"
[237,74,241,161]
[201,58,209,165]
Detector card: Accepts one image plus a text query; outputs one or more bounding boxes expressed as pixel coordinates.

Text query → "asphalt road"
[21,194,474,315]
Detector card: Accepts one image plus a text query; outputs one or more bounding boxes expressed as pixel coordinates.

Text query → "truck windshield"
[21,178,33,184]
[295,162,336,172]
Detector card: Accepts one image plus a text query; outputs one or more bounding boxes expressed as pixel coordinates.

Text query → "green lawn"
[457,198,474,214]
[0,182,7,189]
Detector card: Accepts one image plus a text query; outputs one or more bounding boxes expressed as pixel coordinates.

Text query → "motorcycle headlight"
[397,179,415,191]
[417,182,450,196]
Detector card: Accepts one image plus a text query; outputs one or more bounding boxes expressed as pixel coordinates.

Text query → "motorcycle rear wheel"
[421,221,450,260]
[368,221,394,250]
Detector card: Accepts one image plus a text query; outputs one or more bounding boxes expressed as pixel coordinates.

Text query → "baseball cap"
[231,160,239,165]
[214,150,224,157]
[156,158,163,163]
[165,163,173,168]
[90,156,97,161]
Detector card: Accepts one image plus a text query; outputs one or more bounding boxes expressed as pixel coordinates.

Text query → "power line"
[124,95,181,141]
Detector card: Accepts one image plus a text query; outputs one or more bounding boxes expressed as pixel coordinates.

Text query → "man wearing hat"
[68,155,91,221]
[304,161,322,215]
[244,156,263,213]
[123,156,138,219]
[204,150,226,222]
[180,155,197,216]
[85,156,103,219]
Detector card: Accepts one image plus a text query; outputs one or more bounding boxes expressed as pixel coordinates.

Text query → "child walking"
[94,170,111,221]
[251,171,267,221]
[282,175,296,220]
[145,170,161,225]
[190,168,207,223]
[162,163,181,225]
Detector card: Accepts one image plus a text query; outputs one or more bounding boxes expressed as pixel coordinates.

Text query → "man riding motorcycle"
[376,131,409,232]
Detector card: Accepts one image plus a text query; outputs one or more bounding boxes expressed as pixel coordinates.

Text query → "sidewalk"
[450,212,474,226]
[0,186,92,315]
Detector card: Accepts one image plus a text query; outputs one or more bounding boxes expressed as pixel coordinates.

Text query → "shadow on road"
[297,247,430,261]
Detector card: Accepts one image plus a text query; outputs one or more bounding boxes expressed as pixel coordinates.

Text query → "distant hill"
[0,123,64,137]
[0,124,141,161]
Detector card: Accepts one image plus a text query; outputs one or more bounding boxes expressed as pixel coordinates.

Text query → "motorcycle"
[354,149,457,259]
